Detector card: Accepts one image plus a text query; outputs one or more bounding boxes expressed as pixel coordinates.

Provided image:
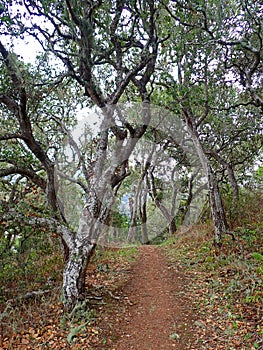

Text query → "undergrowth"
[0,240,138,348]
[164,217,263,349]
[0,190,262,348]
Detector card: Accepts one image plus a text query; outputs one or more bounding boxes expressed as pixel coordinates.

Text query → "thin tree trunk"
[147,169,177,235]
[178,174,194,226]
[127,196,138,243]
[139,188,148,244]
[207,164,228,246]
[184,112,228,246]
[168,217,177,235]
[206,149,239,200]
[169,169,178,235]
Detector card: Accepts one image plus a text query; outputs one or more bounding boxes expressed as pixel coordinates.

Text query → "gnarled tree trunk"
[62,244,96,310]
[62,184,113,311]
[62,113,152,311]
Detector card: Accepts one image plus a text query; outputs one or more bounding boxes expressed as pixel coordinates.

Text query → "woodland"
[0,1,262,349]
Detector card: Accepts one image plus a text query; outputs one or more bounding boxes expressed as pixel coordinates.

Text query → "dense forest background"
[0,1,262,347]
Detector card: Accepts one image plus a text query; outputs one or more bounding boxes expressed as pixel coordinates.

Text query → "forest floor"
[0,224,262,349]
[95,245,196,350]
[0,244,199,350]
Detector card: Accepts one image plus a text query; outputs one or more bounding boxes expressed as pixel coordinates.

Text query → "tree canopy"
[0,0,262,311]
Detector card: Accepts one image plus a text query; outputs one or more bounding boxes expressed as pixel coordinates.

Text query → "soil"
[0,245,197,349]
[100,245,196,349]
[1,233,262,349]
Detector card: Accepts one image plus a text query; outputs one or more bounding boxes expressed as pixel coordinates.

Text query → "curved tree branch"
[0,165,46,190]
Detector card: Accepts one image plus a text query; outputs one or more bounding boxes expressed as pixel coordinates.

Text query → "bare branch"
[2,209,74,247]
[0,165,46,190]
[0,133,24,141]
[57,169,88,193]
[0,93,19,115]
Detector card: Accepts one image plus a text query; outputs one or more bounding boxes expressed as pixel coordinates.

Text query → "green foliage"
[252,165,263,188]
[169,332,180,340]
[0,2,262,340]
[61,299,96,344]
[148,232,167,245]
[225,189,263,228]
[251,252,263,262]
[111,210,130,230]
[0,223,63,303]
[67,321,88,344]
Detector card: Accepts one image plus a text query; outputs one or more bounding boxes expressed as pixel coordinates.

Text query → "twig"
[93,285,120,300]
[6,288,58,304]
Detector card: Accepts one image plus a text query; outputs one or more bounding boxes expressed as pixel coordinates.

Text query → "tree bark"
[139,188,149,244]
[206,149,239,201]
[177,174,194,226]
[184,111,228,246]
[127,196,138,243]
[168,217,177,235]
[0,0,159,311]
[207,164,228,246]
[61,199,100,311]
[62,117,153,310]
[62,242,96,311]
[127,156,153,244]
[147,169,177,235]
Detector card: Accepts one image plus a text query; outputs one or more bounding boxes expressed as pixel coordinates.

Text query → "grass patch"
[95,245,138,263]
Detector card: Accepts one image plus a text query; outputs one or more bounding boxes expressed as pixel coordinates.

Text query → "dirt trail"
[113,245,195,350]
